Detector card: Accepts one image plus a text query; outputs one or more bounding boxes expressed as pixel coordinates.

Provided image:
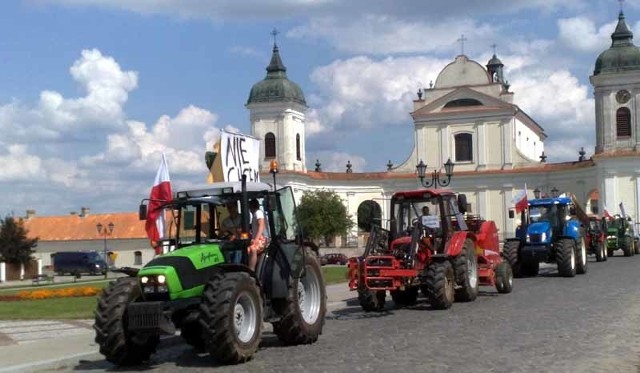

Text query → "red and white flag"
[511,184,528,213]
[146,153,172,254]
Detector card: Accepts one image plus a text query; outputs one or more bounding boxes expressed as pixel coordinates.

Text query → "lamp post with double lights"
[96,222,114,279]
[416,158,455,188]
[533,187,560,199]
[269,160,279,191]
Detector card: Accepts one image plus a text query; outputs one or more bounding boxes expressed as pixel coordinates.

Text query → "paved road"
[5,255,640,372]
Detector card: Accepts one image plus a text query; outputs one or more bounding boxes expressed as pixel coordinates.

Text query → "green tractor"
[606,214,639,257]
[93,177,326,366]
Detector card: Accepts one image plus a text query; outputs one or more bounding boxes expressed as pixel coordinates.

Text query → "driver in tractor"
[221,200,242,240]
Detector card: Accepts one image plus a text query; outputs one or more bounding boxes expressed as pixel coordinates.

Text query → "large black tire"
[390,287,418,307]
[272,248,327,345]
[424,261,455,310]
[502,240,522,278]
[495,262,513,294]
[556,238,576,277]
[93,277,159,366]
[358,288,386,312]
[576,237,588,275]
[622,236,633,257]
[199,272,263,364]
[594,241,605,262]
[520,260,540,277]
[453,240,479,302]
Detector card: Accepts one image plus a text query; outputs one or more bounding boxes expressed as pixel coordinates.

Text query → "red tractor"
[347,189,513,311]
[586,215,608,262]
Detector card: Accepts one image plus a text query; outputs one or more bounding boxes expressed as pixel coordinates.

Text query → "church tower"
[246,37,307,172]
[590,10,640,154]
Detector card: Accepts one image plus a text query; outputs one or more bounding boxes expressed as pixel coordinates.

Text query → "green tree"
[297,190,354,245]
[0,216,38,264]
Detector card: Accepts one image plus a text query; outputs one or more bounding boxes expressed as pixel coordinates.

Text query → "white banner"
[220,130,261,182]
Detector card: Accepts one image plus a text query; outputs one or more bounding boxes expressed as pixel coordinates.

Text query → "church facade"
[244,10,640,244]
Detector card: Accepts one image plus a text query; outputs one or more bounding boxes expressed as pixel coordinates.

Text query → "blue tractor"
[504,194,588,278]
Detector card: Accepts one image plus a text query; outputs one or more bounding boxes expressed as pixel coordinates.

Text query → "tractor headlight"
[607,235,616,240]
[540,232,547,242]
[157,275,166,284]
[140,275,169,294]
[526,234,530,243]
[140,276,149,284]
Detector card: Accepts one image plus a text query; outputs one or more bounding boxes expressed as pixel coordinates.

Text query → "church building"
[245,10,640,244]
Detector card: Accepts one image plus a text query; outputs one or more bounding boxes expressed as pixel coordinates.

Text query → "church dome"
[434,55,491,88]
[594,11,640,75]
[247,44,306,106]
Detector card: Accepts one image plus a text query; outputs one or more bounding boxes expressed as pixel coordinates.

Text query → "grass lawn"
[322,265,349,285]
[0,267,349,320]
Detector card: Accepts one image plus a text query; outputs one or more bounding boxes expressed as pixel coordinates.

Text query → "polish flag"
[512,184,528,213]
[146,153,172,254]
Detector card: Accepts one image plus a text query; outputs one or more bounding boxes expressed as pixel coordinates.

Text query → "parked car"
[321,253,348,265]
[52,251,107,276]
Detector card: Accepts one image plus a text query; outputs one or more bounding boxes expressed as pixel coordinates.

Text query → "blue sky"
[0,0,638,216]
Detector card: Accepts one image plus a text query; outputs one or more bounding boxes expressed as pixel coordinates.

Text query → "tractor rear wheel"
[622,237,633,257]
[200,272,263,364]
[556,238,576,277]
[390,287,418,307]
[272,248,327,345]
[358,288,386,312]
[595,241,605,262]
[453,240,479,302]
[502,241,522,278]
[424,261,455,310]
[93,277,159,366]
[576,237,588,275]
[495,262,513,294]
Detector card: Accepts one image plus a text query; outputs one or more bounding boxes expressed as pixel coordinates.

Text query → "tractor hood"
[525,222,552,244]
[138,243,225,300]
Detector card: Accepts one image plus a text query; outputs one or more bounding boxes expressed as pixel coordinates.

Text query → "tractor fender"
[444,231,473,257]
[476,220,500,252]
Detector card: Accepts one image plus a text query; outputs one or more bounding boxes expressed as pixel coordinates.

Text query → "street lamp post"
[533,186,560,199]
[96,222,114,279]
[416,158,455,188]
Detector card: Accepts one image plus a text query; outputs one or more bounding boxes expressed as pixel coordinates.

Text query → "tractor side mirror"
[457,194,468,213]
[138,204,148,220]
[508,209,515,219]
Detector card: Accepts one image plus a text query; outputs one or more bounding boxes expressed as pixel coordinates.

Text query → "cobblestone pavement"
[10,256,640,373]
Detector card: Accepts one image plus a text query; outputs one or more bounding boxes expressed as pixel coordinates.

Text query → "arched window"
[296,134,301,161]
[265,132,276,158]
[134,251,142,265]
[617,107,631,138]
[454,133,473,162]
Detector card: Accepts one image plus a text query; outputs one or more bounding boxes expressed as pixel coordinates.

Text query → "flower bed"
[0,287,102,301]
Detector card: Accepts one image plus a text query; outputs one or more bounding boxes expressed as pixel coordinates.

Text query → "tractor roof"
[176,181,273,199]
[391,189,455,200]
[529,197,572,206]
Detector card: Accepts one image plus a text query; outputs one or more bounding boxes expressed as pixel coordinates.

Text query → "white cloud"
[558,17,614,52]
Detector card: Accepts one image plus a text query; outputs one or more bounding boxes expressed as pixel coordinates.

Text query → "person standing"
[248,199,269,271]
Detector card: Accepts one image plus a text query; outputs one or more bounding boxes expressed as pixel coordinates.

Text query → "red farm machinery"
[347,188,513,311]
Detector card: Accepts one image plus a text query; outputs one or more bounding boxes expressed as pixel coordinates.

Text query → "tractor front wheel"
[595,241,605,262]
[502,241,522,278]
[424,261,455,310]
[358,288,386,312]
[495,262,513,294]
[622,236,633,257]
[272,248,327,345]
[93,277,159,366]
[453,240,479,302]
[200,272,263,364]
[556,238,577,277]
[576,237,588,275]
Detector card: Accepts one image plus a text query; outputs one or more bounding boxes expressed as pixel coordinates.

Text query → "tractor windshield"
[391,197,441,237]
